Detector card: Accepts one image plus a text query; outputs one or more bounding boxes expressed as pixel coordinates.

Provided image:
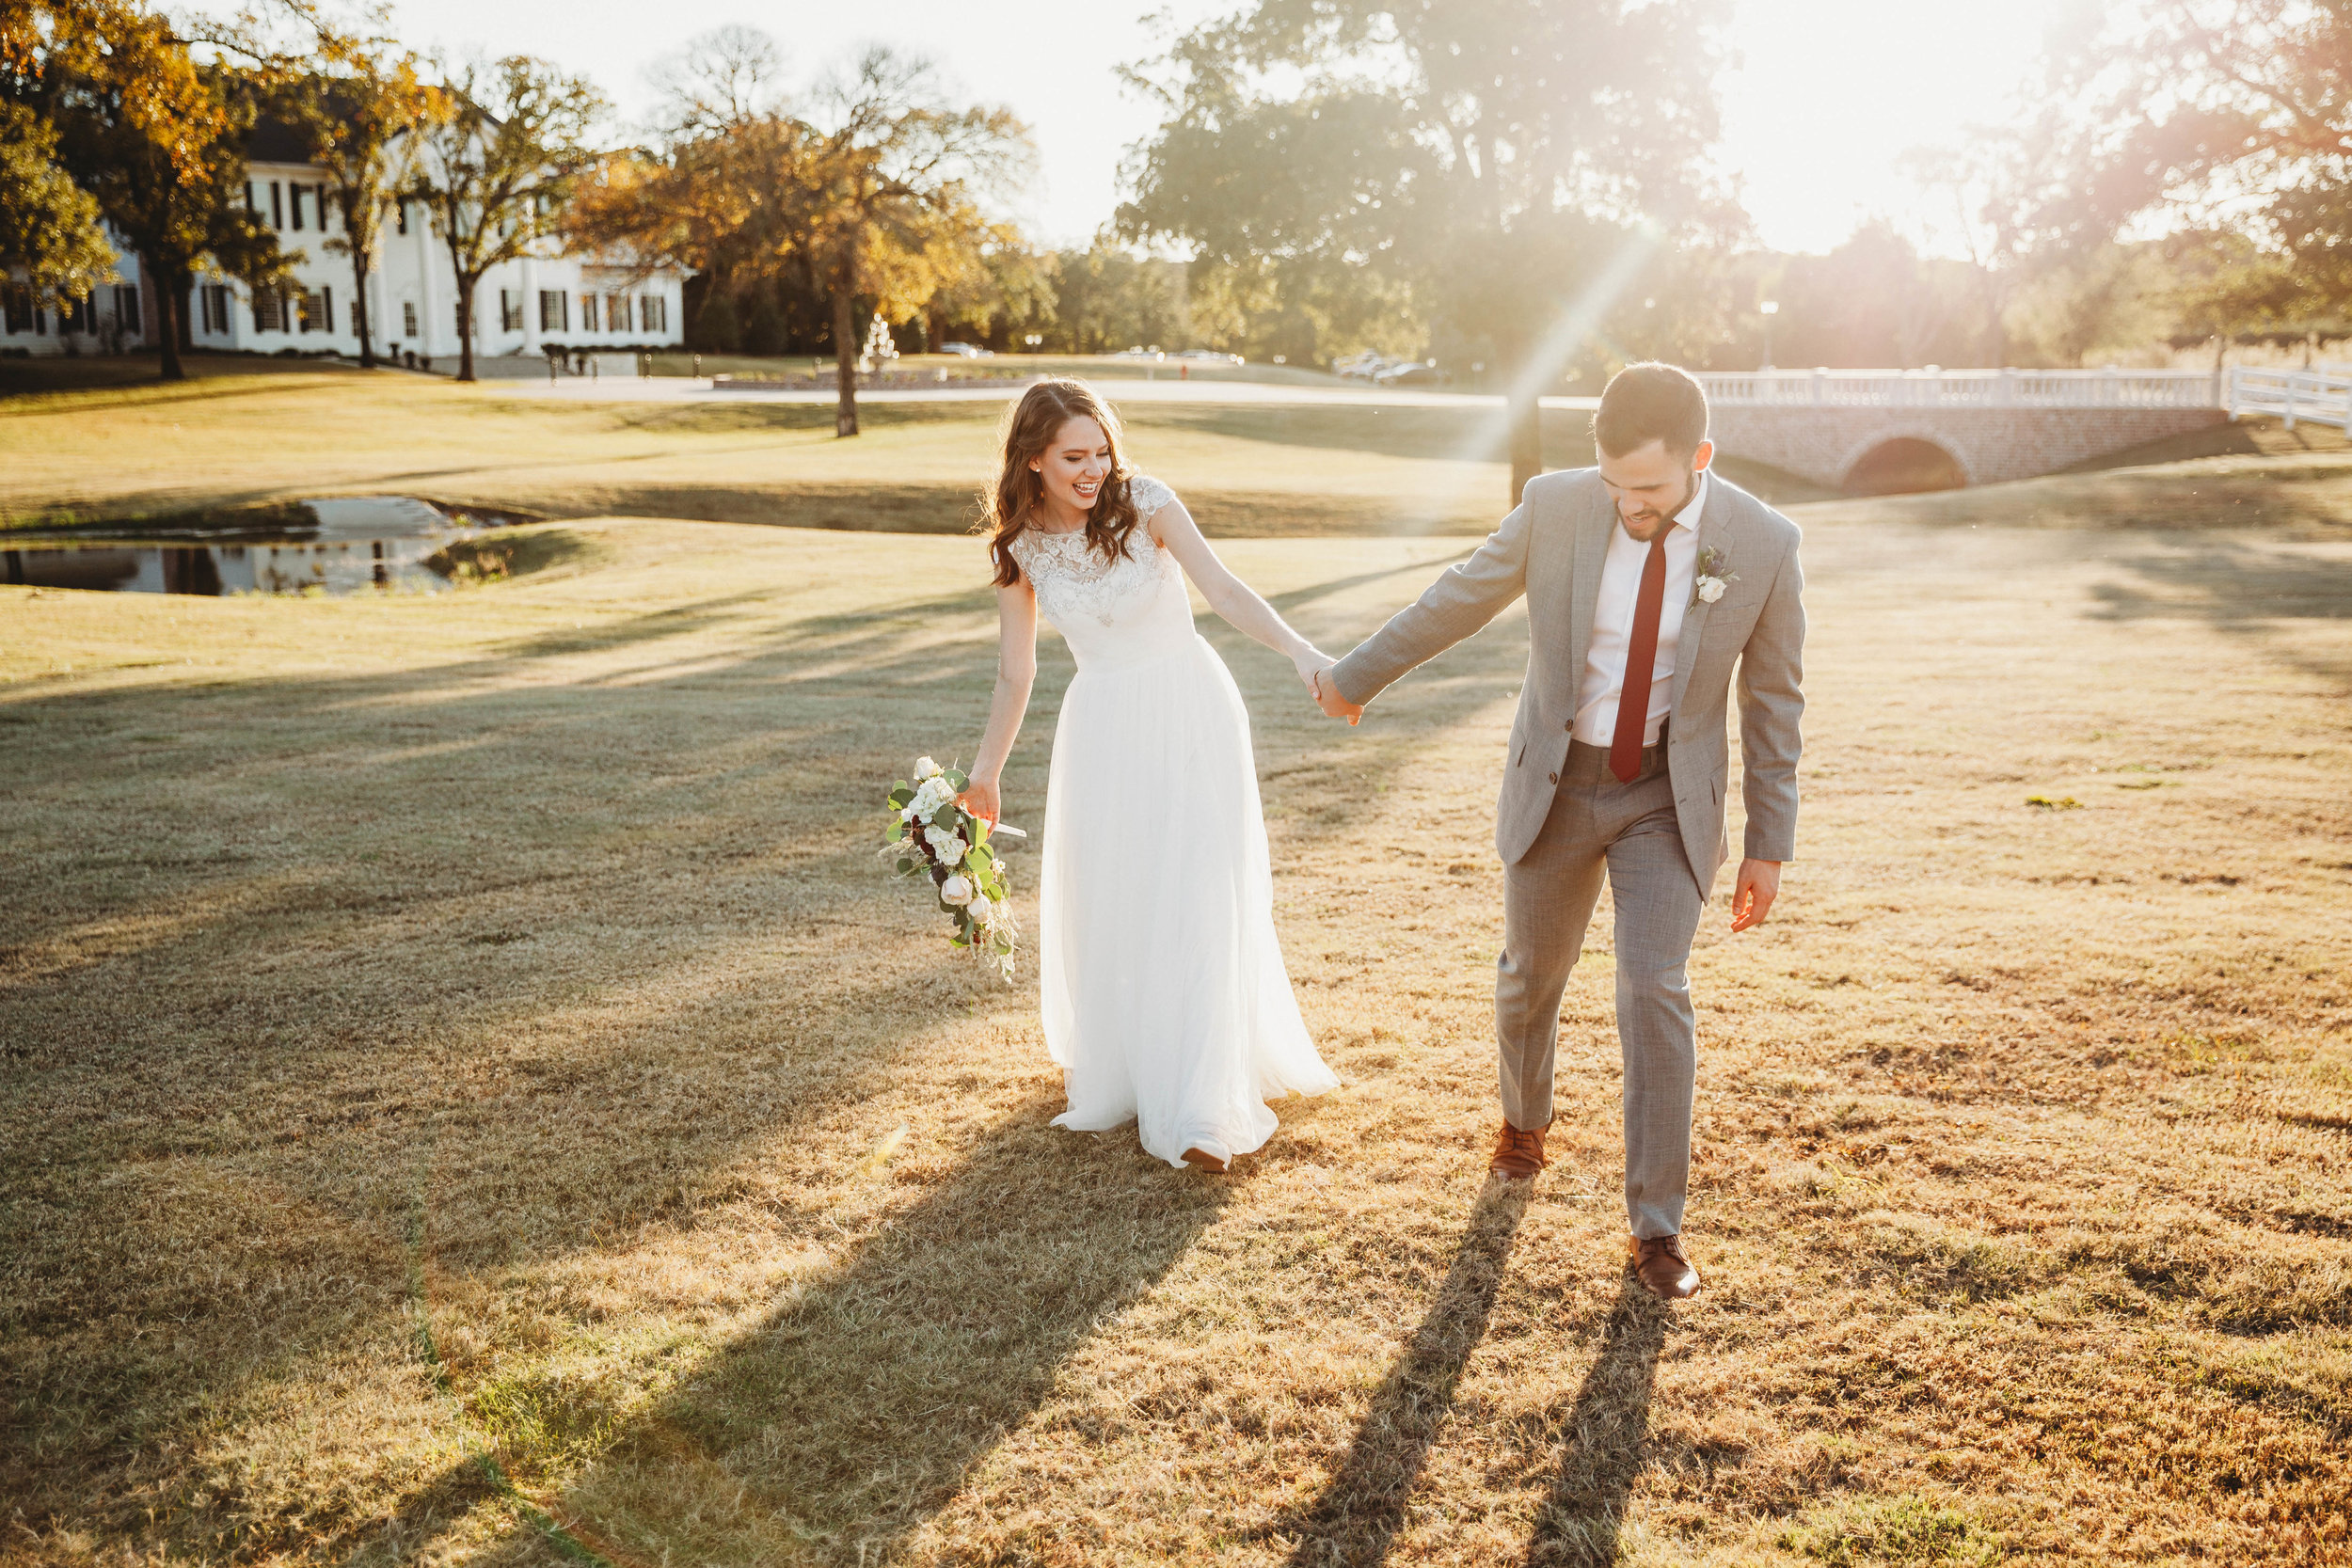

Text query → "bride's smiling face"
[1030,416,1112,515]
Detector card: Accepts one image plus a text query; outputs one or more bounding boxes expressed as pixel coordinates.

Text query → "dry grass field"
[3,388,2350,1566]
[0,358,1649,539]
[8,359,2348,545]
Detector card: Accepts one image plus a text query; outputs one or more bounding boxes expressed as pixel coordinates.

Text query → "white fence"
[2223,366,2352,432]
[1696,368,2221,410]
[1694,365,2352,430]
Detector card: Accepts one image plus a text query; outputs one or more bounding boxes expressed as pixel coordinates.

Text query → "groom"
[1311,362,1805,1301]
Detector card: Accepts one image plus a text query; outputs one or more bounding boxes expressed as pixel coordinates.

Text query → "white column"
[519,257,539,355]
[414,204,439,357]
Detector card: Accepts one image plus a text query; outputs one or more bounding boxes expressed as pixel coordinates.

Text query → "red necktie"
[1609,535,1667,784]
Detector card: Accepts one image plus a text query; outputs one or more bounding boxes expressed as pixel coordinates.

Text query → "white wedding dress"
[1008,474,1337,1167]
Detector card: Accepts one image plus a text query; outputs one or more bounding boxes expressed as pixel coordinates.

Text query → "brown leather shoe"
[1182,1148,1229,1173]
[1629,1234,1701,1300]
[1488,1118,1551,1180]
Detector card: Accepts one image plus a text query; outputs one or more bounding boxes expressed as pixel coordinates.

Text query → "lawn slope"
[2,453,2348,1565]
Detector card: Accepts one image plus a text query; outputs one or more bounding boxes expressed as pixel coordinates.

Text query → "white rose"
[914,756,943,780]
[967,893,993,924]
[939,874,973,905]
[1697,576,1726,604]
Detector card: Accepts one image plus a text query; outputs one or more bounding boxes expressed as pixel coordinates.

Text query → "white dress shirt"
[1571,471,1708,749]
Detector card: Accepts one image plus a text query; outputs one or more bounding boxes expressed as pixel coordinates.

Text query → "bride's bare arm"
[961,581,1039,825]
[1149,496,1329,696]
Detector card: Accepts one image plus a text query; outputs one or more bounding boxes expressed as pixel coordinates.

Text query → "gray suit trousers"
[1499,740,1705,1240]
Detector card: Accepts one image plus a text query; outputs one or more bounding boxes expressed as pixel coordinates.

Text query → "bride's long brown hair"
[982,378,1142,588]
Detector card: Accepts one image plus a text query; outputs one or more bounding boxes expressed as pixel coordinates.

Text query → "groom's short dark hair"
[1594,362,1709,458]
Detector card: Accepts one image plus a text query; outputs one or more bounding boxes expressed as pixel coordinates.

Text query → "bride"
[958,378,1339,1171]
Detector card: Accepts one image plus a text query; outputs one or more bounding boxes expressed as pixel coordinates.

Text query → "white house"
[3,117,687,365]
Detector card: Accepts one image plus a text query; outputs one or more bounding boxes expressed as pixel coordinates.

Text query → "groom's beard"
[1621,470,1699,541]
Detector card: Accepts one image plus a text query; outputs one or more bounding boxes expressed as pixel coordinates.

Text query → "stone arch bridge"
[1693,370,2232,494]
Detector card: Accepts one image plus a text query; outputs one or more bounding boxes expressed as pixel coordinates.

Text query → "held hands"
[1730,859,1781,933]
[1307,664,1363,725]
[1291,648,1362,725]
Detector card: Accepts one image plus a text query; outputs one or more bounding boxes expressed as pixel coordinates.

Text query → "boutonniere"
[1691,546,1738,609]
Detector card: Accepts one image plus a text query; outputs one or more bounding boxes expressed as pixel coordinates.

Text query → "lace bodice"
[1009,475,1197,671]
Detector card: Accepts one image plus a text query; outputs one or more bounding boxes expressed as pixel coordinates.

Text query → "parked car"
[1374,360,1450,387]
[939,341,994,358]
[1109,345,1164,359]
[1174,349,1244,366]
[1332,352,1390,379]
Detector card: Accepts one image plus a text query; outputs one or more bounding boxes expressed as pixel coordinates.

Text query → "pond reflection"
[1,496,501,596]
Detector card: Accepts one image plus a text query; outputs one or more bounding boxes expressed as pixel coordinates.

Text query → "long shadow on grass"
[0,543,1526,1559]
[472,1098,1232,1564]
[0,584,1060,1555]
[1519,1281,1666,1566]
[1277,1179,1530,1566]
[2090,538,2352,684]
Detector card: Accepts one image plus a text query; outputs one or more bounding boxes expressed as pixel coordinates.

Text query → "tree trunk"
[1508,388,1542,505]
[151,256,184,382]
[350,246,374,369]
[173,269,195,356]
[454,276,477,382]
[832,288,859,437]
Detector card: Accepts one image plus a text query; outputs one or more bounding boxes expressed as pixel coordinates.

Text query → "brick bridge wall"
[1708,405,2228,490]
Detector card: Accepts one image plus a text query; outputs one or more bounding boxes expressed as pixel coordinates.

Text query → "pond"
[1,497,512,595]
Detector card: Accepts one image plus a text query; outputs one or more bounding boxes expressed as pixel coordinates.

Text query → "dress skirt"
[1037,633,1337,1166]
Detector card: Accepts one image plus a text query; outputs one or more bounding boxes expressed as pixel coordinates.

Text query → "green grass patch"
[1781,1495,2004,1565]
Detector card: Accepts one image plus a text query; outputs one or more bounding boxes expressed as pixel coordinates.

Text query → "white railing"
[1697,368,2223,410]
[2224,366,2352,432]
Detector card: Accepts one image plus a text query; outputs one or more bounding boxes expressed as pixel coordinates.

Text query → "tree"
[792,47,1031,436]
[2118,2,2352,307]
[2004,2,2352,337]
[2157,229,2302,363]
[1125,0,1734,499]
[1036,242,1186,353]
[249,3,430,370]
[921,235,1056,351]
[567,32,808,356]
[409,54,603,382]
[1750,225,1996,370]
[19,0,283,379]
[574,32,1031,436]
[0,98,115,306]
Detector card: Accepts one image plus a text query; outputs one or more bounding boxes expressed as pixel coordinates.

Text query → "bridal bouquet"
[883,756,1018,981]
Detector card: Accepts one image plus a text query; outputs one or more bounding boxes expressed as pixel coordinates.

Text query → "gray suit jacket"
[1330,467,1805,894]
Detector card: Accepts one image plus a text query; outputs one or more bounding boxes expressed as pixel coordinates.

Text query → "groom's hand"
[1310,666,1363,724]
[1730,860,1781,932]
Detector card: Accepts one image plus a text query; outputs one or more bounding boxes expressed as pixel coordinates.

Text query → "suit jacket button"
[1564,719,1573,731]
[1548,770,1559,784]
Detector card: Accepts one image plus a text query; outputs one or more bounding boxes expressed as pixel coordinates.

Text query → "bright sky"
[222,0,2058,257]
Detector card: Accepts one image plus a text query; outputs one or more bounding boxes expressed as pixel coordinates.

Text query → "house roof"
[245,116,315,166]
